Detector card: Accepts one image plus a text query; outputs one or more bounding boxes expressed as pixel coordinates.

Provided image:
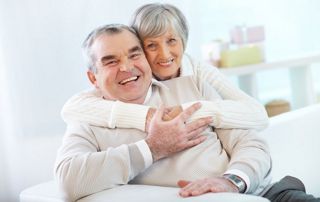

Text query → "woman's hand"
[145,105,183,131]
[162,105,183,121]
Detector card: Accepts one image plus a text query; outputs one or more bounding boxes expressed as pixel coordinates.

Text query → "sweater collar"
[143,79,168,104]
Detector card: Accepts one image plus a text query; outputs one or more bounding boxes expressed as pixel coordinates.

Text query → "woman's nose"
[158,44,170,58]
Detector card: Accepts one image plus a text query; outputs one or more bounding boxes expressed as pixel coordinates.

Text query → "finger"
[182,180,213,196]
[177,180,191,188]
[182,182,200,192]
[185,126,207,140]
[162,113,172,121]
[186,117,212,133]
[190,183,211,196]
[186,127,207,140]
[184,135,207,149]
[179,182,197,197]
[163,108,170,114]
[179,189,191,197]
[210,185,224,193]
[168,106,182,116]
[178,102,202,122]
[154,104,165,121]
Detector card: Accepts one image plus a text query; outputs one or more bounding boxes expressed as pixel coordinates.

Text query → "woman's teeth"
[159,59,174,66]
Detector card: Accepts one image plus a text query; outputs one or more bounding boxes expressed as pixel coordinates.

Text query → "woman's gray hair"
[130,3,189,50]
[82,24,138,73]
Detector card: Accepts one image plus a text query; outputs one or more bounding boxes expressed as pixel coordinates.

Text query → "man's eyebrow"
[100,55,116,63]
[129,46,143,53]
[99,46,142,63]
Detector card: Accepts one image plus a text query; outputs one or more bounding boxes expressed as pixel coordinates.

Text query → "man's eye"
[130,53,141,60]
[103,60,118,66]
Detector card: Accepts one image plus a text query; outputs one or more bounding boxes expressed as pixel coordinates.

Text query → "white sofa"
[20,104,320,202]
[259,104,320,196]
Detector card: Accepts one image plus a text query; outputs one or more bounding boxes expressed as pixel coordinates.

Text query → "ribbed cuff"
[111,101,150,131]
[135,140,153,168]
[181,101,218,126]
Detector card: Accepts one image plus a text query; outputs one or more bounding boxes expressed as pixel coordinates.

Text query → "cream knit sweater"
[61,54,269,131]
[55,76,271,201]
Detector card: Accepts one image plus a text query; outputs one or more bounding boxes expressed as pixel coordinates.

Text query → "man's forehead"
[100,30,140,45]
[92,31,142,56]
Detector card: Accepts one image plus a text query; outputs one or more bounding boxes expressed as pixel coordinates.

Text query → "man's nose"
[119,59,133,72]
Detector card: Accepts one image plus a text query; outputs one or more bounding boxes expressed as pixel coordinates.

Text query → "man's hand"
[145,102,212,161]
[177,177,239,197]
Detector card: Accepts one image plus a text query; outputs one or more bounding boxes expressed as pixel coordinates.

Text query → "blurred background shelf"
[220,52,320,109]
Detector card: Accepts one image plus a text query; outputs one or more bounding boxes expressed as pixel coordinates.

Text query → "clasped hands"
[145,102,211,161]
[144,103,239,197]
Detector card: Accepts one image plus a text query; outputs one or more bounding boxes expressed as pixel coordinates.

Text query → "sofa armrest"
[20,181,269,202]
[260,104,320,196]
[20,181,66,202]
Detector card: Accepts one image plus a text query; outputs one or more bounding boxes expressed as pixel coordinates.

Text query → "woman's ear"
[87,70,99,89]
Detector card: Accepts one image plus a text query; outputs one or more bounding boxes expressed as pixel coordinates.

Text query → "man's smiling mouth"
[119,76,139,85]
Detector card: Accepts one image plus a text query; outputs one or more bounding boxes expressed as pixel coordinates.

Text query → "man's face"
[88,30,152,104]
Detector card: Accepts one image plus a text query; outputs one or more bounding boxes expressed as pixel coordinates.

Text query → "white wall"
[1,0,320,201]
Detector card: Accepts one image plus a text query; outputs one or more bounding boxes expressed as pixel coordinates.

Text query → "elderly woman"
[62,3,268,133]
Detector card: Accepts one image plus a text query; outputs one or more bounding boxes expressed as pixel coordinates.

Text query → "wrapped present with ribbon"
[201,39,229,67]
[230,25,265,45]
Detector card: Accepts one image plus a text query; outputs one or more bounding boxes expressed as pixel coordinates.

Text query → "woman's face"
[142,27,184,81]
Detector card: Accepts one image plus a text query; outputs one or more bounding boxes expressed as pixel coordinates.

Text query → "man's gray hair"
[82,24,138,73]
[130,3,189,50]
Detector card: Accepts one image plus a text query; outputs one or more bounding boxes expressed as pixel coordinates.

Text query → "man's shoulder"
[67,88,101,101]
[65,122,143,136]
[65,122,95,135]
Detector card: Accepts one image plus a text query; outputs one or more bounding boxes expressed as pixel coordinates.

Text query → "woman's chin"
[153,69,180,81]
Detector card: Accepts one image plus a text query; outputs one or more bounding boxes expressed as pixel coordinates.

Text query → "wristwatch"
[223,174,247,193]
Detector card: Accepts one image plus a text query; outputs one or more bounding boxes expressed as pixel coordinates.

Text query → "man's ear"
[87,70,99,89]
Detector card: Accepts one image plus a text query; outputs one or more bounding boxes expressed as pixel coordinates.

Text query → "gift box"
[201,40,229,67]
[220,44,264,67]
[230,25,265,45]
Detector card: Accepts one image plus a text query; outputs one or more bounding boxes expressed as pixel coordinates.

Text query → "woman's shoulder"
[181,53,220,76]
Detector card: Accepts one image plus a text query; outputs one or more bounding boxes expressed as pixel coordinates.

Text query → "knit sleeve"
[216,128,272,194]
[54,124,151,201]
[184,56,269,131]
[61,90,149,131]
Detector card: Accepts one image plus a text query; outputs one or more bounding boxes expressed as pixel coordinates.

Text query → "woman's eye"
[168,38,177,44]
[146,43,156,50]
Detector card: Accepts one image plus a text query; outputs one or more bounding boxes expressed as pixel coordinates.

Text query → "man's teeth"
[119,76,138,85]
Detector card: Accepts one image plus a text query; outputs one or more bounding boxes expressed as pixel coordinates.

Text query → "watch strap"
[223,174,247,193]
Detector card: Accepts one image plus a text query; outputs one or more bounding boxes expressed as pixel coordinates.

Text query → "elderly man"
[55,24,315,202]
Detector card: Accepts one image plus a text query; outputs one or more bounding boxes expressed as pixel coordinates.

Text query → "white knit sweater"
[61,54,269,131]
[55,76,271,201]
